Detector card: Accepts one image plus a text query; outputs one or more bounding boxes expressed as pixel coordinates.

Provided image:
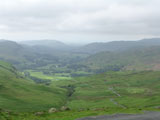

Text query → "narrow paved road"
[77,112,160,120]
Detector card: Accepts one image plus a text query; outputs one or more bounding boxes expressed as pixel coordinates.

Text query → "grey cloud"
[0,0,160,43]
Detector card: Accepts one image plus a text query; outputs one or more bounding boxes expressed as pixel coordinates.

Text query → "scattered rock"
[78,108,85,112]
[92,108,105,111]
[60,106,70,111]
[4,110,12,114]
[154,106,160,109]
[48,108,57,113]
[34,112,44,116]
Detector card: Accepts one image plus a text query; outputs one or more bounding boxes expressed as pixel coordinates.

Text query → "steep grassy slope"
[0,61,67,112]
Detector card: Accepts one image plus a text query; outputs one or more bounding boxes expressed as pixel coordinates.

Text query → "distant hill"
[0,60,67,112]
[20,40,74,51]
[76,38,160,54]
[80,46,160,72]
[0,40,82,70]
[0,40,23,54]
[0,40,26,62]
[2,38,160,72]
[0,40,43,67]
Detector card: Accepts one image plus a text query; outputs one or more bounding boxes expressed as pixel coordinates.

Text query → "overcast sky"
[0,0,160,43]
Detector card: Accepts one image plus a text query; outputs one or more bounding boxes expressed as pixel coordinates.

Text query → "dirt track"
[77,112,160,120]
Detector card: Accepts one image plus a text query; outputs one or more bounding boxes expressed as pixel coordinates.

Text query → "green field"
[54,71,160,111]
[27,70,72,81]
[28,70,160,112]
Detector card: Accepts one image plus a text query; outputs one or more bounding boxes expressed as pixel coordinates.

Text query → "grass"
[0,61,68,112]
[1,60,160,119]
[52,71,160,111]
[27,70,72,81]
[0,108,151,120]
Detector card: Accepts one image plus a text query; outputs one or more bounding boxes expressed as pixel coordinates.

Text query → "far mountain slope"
[76,38,160,54]
[0,40,87,70]
[78,46,160,72]
[20,39,74,51]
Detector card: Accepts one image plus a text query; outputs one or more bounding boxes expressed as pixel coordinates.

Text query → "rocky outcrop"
[34,112,44,116]
[60,106,70,111]
[48,108,57,113]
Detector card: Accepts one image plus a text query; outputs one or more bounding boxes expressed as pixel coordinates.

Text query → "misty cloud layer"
[0,0,160,43]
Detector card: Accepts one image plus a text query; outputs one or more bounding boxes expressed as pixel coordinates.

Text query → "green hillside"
[54,71,160,111]
[2,70,160,120]
[2,39,160,77]
[76,38,160,54]
[0,61,67,112]
[0,40,87,71]
[79,46,160,72]
[20,40,73,51]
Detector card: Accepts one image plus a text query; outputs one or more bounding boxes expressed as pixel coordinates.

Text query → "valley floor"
[1,60,160,120]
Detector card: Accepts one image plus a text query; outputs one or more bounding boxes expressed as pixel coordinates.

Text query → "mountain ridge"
[76,38,160,54]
